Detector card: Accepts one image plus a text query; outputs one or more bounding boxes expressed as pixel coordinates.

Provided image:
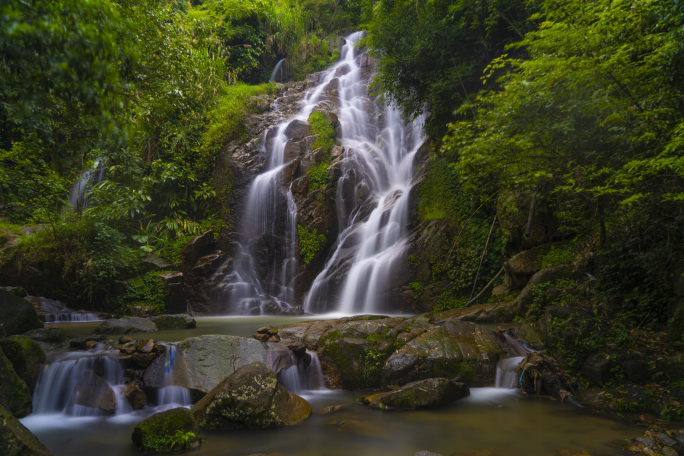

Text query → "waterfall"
[278,350,326,394]
[269,58,287,82]
[493,329,537,388]
[303,32,425,314]
[157,345,191,408]
[68,161,105,212]
[33,353,126,416]
[34,297,101,323]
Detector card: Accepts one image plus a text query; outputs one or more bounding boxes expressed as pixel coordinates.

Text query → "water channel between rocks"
[22,317,640,456]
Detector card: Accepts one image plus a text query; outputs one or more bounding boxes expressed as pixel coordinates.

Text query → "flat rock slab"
[361,378,469,410]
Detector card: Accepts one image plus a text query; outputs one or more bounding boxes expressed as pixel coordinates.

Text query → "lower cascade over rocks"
[131,407,201,454]
[0,404,52,456]
[361,378,470,410]
[191,361,312,429]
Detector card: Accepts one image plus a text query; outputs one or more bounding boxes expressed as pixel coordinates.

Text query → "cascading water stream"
[157,344,191,409]
[303,33,425,314]
[68,161,105,212]
[278,350,327,394]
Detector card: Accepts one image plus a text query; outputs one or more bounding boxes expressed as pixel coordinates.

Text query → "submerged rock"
[192,362,311,429]
[0,404,52,456]
[94,317,157,334]
[361,378,469,410]
[131,407,200,453]
[150,314,196,330]
[0,289,43,338]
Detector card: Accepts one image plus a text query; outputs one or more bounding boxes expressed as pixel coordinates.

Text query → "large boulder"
[131,407,200,454]
[0,404,52,456]
[0,346,32,418]
[73,371,117,414]
[0,335,45,391]
[192,362,311,429]
[0,290,43,338]
[513,264,576,316]
[383,319,503,387]
[94,317,157,334]
[503,246,546,290]
[361,378,469,410]
[145,336,267,394]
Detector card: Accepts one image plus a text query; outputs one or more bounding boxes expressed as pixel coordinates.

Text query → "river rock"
[0,335,45,392]
[124,383,147,410]
[94,317,157,334]
[0,346,32,418]
[192,362,311,429]
[383,319,503,387]
[131,407,200,453]
[0,289,43,338]
[73,371,117,414]
[24,327,67,344]
[0,404,52,456]
[150,314,196,330]
[146,336,267,393]
[361,378,469,409]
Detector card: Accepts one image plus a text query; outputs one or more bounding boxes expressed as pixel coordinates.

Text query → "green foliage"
[118,271,168,316]
[538,244,577,270]
[143,430,198,453]
[432,291,468,312]
[307,162,331,195]
[290,35,340,81]
[308,111,335,153]
[297,224,326,264]
[362,0,532,134]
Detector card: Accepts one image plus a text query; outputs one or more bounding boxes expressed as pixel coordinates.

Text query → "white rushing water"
[68,161,104,212]
[303,32,425,314]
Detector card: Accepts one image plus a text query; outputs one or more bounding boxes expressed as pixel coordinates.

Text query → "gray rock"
[152,336,267,393]
[361,378,469,409]
[0,290,43,338]
[192,362,311,429]
[284,119,311,141]
[24,327,67,344]
[0,404,52,456]
[94,317,157,334]
[73,371,117,414]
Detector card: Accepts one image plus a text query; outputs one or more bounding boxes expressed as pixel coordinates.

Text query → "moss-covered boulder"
[191,362,311,429]
[0,346,32,418]
[361,378,469,410]
[0,335,45,391]
[383,319,503,387]
[0,289,43,338]
[0,404,52,456]
[131,407,200,454]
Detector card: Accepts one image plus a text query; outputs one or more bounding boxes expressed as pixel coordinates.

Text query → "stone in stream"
[361,378,469,410]
[0,404,52,456]
[191,362,311,429]
[150,314,196,330]
[94,317,157,334]
[124,383,147,410]
[73,371,117,414]
[131,407,200,453]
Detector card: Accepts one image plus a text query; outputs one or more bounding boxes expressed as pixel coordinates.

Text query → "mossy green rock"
[0,335,45,391]
[192,362,311,429]
[0,404,52,456]
[150,314,196,330]
[384,319,503,387]
[0,289,43,338]
[0,346,32,418]
[131,407,200,453]
[362,378,469,409]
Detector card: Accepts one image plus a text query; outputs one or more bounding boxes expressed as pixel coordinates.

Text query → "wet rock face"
[73,371,117,414]
[191,362,311,430]
[361,378,470,410]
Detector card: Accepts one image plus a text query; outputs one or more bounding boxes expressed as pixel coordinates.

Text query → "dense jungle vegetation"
[1,0,684,352]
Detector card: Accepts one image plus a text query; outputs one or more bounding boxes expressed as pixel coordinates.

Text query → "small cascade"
[157,345,191,408]
[33,352,126,416]
[269,58,288,82]
[278,350,326,394]
[493,329,538,389]
[68,161,105,212]
[33,297,101,323]
[303,32,425,314]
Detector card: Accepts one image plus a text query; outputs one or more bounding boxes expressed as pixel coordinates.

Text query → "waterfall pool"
[23,317,641,455]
